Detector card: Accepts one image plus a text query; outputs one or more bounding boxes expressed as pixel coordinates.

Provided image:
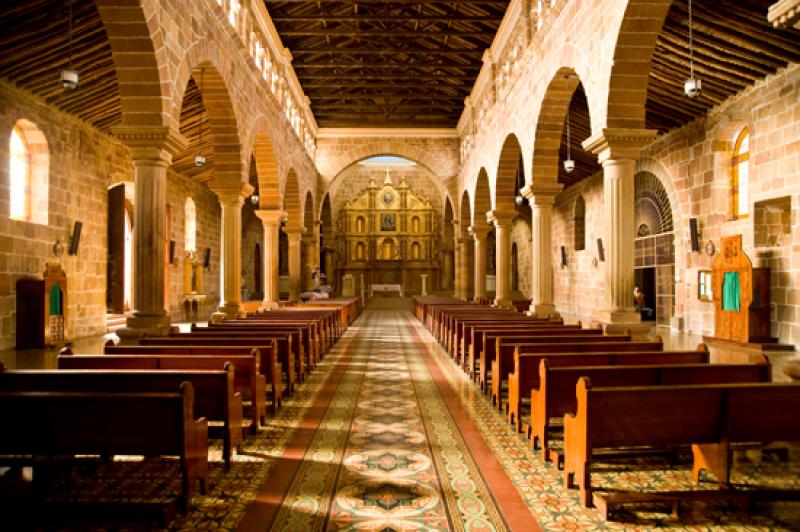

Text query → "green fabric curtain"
[722,271,741,312]
[49,283,62,316]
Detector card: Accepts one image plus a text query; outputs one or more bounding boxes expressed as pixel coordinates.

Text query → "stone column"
[469,225,488,301]
[452,221,461,298]
[420,274,428,295]
[583,128,658,325]
[255,210,285,310]
[283,225,304,299]
[302,234,315,291]
[212,187,251,320]
[488,211,515,308]
[112,126,186,342]
[458,238,471,301]
[522,183,564,317]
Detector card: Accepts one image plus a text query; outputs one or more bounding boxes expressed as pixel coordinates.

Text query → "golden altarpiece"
[335,175,441,294]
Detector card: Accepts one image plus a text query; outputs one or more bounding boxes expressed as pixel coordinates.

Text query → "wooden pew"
[61,348,268,427]
[199,322,318,370]
[530,355,770,461]
[221,318,326,360]
[103,343,280,417]
[490,335,650,407]
[0,381,208,510]
[473,325,596,386]
[0,364,243,467]
[563,379,800,510]
[142,333,298,394]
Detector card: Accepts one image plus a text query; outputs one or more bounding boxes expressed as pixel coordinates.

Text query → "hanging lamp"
[563,76,575,173]
[195,68,207,167]
[60,0,79,90]
[684,0,702,98]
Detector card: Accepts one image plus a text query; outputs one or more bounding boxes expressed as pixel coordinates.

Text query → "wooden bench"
[530,354,769,461]
[61,347,268,427]
[490,335,647,407]
[0,363,243,467]
[103,342,280,416]
[203,321,320,369]
[563,379,800,509]
[142,333,298,395]
[0,381,208,510]
[451,315,560,362]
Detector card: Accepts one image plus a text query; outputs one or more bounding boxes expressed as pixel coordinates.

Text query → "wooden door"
[107,184,125,312]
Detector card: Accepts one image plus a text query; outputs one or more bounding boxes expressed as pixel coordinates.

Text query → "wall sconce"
[249,194,259,205]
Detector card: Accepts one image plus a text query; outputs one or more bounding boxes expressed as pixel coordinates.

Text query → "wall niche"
[753,196,791,248]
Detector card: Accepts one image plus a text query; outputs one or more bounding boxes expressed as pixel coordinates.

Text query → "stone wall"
[510,217,532,299]
[552,173,607,325]
[638,63,800,343]
[0,82,131,349]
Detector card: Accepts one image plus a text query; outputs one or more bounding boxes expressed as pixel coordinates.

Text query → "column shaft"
[530,200,555,317]
[472,231,487,300]
[458,240,470,300]
[285,228,303,299]
[217,196,244,318]
[494,221,512,307]
[603,158,639,321]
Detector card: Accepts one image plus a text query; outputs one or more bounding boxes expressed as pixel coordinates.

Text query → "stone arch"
[303,191,315,229]
[177,61,248,188]
[249,127,281,210]
[459,190,472,239]
[635,157,684,232]
[635,172,674,236]
[473,168,492,228]
[327,153,447,201]
[318,140,455,183]
[96,0,170,128]
[531,68,584,186]
[604,0,672,130]
[283,169,302,226]
[494,134,522,211]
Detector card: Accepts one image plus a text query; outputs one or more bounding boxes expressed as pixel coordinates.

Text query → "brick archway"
[473,168,491,226]
[96,0,170,129]
[494,134,522,211]
[603,0,672,130]
[531,68,583,186]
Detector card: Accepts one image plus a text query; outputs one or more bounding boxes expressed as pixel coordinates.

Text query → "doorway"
[634,267,657,322]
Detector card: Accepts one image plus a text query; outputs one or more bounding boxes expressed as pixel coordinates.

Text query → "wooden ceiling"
[0,0,120,133]
[645,0,800,132]
[263,0,509,127]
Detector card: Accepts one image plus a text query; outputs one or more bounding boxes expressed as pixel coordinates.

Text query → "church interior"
[1,0,800,529]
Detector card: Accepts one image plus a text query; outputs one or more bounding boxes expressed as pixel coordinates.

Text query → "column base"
[493,298,513,309]
[260,300,280,311]
[212,302,243,323]
[116,314,172,345]
[594,309,651,340]
[527,303,559,319]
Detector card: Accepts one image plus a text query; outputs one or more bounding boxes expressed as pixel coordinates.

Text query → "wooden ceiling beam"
[291,48,484,56]
[293,62,480,69]
[297,74,477,80]
[279,30,492,37]
[303,83,468,89]
[271,15,503,22]
[309,95,465,100]
[311,104,464,111]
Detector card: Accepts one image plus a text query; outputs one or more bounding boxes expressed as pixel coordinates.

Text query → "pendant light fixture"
[684,0,702,98]
[194,68,207,168]
[563,75,575,174]
[60,0,79,90]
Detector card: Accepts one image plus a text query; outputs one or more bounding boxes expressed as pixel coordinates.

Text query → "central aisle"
[238,302,537,531]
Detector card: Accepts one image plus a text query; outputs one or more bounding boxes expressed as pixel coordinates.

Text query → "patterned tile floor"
[3,300,800,530]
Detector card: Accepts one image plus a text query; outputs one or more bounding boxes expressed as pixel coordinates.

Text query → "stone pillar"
[488,211,515,308]
[255,210,285,310]
[583,128,658,325]
[212,187,251,320]
[452,221,461,298]
[469,226,488,301]
[442,251,453,290]
[522,183,563,317]
[283,225,304,299]
[421,274,428,295]
[112,126,186,341]
[302,220,321,291]
[458,238,470,301]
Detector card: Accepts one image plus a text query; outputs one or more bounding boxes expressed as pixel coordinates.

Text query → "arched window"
[731,128,749,220]
[185,197,197,252]
[574,196,585,251]
[8,119,48,224]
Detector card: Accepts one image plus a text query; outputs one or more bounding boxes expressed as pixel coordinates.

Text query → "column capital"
[467,225,489,240]
[582,128,659,163]
[255,209,287,226]
[111,125,188,163]
[211,183,254,205]
[283,224,305,236]
[486,210,515,228]
[520,183,564,205]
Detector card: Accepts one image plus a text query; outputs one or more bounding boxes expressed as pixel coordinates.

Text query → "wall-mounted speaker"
[597,238,605,262]
[689,218,700,252]
[68,221,82,256]
[169,240,176,264]
[203,247,211,269]
[560,245,567,267]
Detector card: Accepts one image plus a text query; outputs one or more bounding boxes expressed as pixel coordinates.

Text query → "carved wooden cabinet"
[16,263,67,348]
